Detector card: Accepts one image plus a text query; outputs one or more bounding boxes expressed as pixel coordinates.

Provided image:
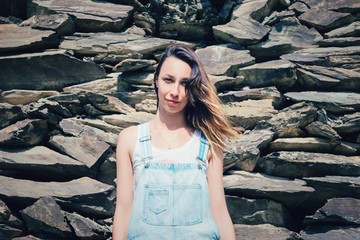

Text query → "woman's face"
[156,56,191,115]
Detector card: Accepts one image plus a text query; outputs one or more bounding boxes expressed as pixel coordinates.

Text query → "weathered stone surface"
[304,198,360,225]
[224,128,274,171]
[0,90,59,105]
[302,0,360,13]
[101,112,154,129]
[0,50,106,91]
[22,99,72,122]
[300,226,360,240]
[248,17,322,59]
[329,54,360,70]
[305,121,341,140]
[226,195,294,227]
[238,60,297,91]
[325,21,360,38]
[74,118,122,134]
[284,91,360,113]
[232,0,278,22]
[260,102,318,138]
[0,224,23,240]
[118,71,154,86]
[289,2,309,14]
[209,75,245,93]
[59,32,185,58]
[28,0,133,32]
[259,151,360,178]
[318,37,360,48]
[135,99,157,114]
[224,171,314,207]
[262,10,295,26]
[0,24,57,54]
[19,14,75,36]
[299,64,360,91]
[195,44,255,76]
[0,119,48,147]
[65,211,110,239]
[20,196,72,238]
[299,9,355,32]
[330,112,360,135]
[0,176,114,217]
[59,118,118,147]
[0,146,89,181]
[0,103,25,129]
[97,157,116,186]
[85,92,135,115]
[63,77,118,95]
[234,224,302,240]
[281,52,331,67]
[213,18,271,46]
[115,88,156,108]
[113,59,157,72]
[295,46,360,57]
[224,99,278,130]
[269,137,359,156]
[48,135,112,171]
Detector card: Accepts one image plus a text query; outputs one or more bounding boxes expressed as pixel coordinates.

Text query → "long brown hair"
[154,44,238,149]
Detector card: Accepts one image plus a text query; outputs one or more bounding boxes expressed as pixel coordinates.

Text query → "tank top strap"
[138,122,152,167]
[196,132,210,168]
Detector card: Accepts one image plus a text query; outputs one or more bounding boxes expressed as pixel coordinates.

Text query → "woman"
[113,44,237,240]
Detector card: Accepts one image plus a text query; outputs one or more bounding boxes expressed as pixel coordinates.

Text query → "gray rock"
[299,9,355,32]
[261,102,318,138]
[133,11,156,35]
[195,45,255,77]
[0,90,59,105]
[224,170,314,207]
[329,54,360,70]
[224,128,274,171]
[238,60,297,91]
[234,224,302,240]
[281,52,331,67]
[304,198,360,225]
[0,50,106,91]
[0,103,25,129]
[28,0,133,32]
[300,226,360,240]
[0,224,23,240]
[209,75,245,93]
[262,10,295,26]
[219,86,285,109]
[224,99,278,130]
[0,119,48,147]
[65,211,110,239]
[302,0,360,13]
[19,14,75,36]
[0,24,57,54]
[59,118,118,147]
[48,135,112,172]
[294,46,360,57]
[118,71,154,86]
[113,59,157,72]
[20,196,73,238]
[213,18,271,46]
[97,157,116,186]
[115,88,156,108]
[101,112,154,129]
[135,99,157,114]
[0,199,10,223]
[0,175,114,217]
[226,196,294,227]
[305,121,341,140]
[63,77,118,95]
[22,99,72,122]
[284,91,360,113]
[330,112,360,135]
[318,37,360,48]
[74,118,122,134]
[248,17,322,59]
[259,151,360,178]
[0,146,89,181]
[296,65,360,91]
[288,1,309,14]
[325,21,360,38]
[232,0,278,22]
[85,92,135,115]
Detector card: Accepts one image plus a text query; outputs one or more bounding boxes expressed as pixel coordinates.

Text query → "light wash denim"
[127,122,220,240]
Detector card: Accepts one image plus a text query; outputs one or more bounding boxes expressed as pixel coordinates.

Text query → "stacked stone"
[0,0,359,239]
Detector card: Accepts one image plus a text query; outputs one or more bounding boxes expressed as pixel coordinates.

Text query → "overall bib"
[127,122,220,240]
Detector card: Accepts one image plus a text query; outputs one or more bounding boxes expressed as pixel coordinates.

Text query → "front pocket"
[143,184,202,226]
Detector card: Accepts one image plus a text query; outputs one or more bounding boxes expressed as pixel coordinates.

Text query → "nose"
[170,82,180,97]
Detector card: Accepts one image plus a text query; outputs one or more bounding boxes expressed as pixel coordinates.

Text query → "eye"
[163,77,173,83]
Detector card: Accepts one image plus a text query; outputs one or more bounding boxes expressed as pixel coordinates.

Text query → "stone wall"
[0,0,359,239]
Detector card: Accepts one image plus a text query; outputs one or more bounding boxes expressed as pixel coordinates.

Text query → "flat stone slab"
[224,170,314,207]
[101,112,154,129]
[325,21,360,38]
[284,91,360,113]
[232,0,278,22]
[0,89,59,105]
[302,0,360,13]
[195,45,255,76]
[29,0,133,32]
[235,224,301,240]
[300,226,360,240]
[259,151,360,179]
[0,50,106,91]
[0,146,89,181]
[0,24,57,54]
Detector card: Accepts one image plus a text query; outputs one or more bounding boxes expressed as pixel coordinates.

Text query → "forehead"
[159,56,191,76]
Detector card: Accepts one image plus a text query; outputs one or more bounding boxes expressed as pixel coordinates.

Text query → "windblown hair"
[154,44,238,150]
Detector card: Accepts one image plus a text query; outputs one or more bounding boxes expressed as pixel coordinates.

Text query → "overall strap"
[138,122,152,167]
[197,131,210,169]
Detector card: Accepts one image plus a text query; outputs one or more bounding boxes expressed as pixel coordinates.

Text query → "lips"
[166,99,179,105]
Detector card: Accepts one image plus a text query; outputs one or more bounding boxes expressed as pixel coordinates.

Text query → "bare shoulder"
[116,125,138,158]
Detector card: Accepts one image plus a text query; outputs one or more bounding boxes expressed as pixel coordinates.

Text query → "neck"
[153,107,188,130]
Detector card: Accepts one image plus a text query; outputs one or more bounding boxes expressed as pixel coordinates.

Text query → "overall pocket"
[143,184,203,226]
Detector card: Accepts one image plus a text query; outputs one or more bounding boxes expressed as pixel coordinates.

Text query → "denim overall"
[127,122,221,240]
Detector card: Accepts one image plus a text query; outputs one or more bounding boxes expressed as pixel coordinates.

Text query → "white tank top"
[131,126,205,190]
